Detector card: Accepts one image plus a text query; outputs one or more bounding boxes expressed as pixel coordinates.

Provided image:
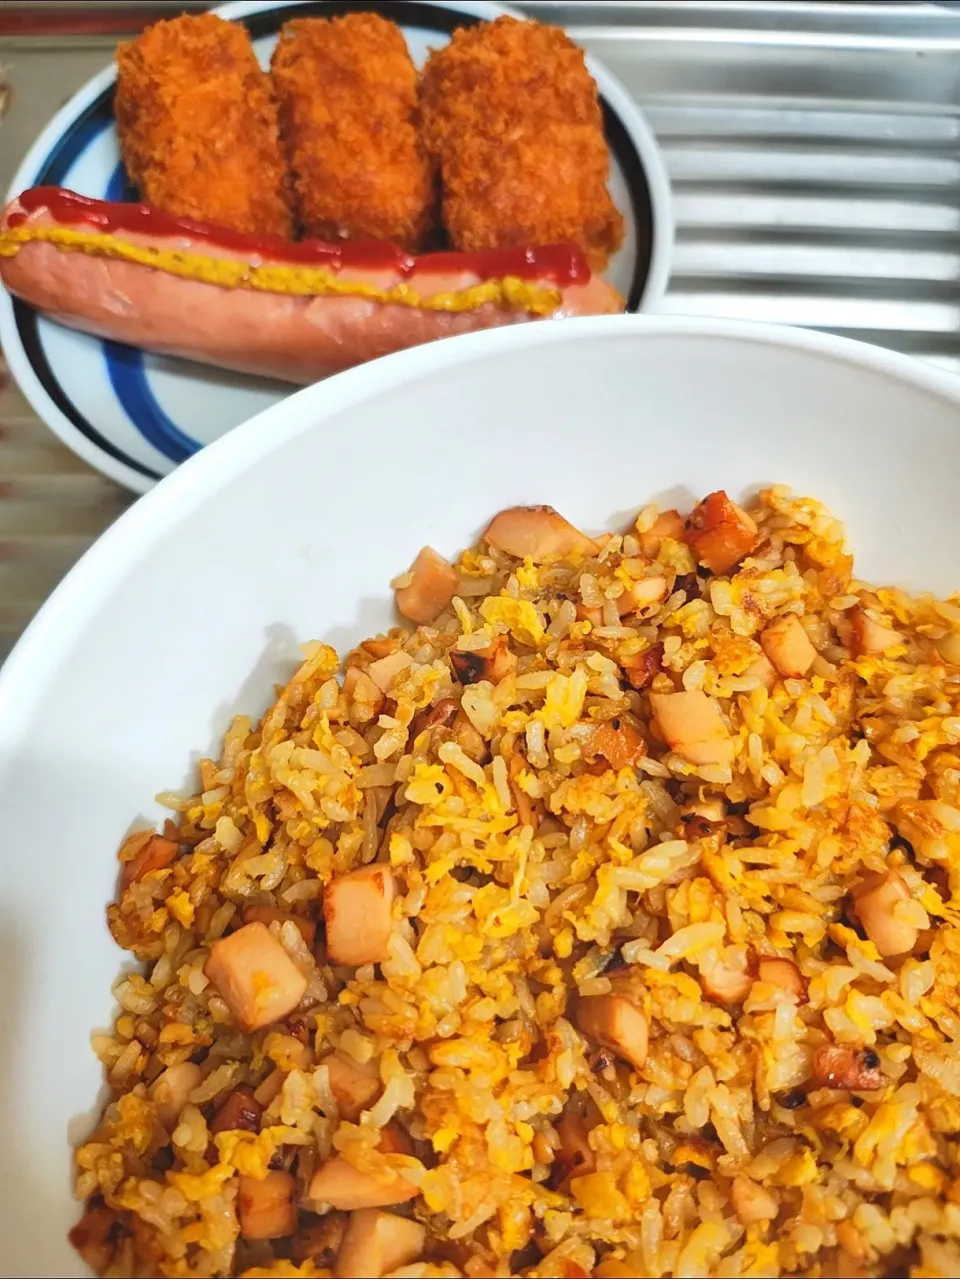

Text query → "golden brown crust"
[115,14,293,238]
[419,16,623,269]
[270,13,436,249]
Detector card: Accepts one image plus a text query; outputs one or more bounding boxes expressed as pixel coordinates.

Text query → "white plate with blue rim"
[0,0,673,494]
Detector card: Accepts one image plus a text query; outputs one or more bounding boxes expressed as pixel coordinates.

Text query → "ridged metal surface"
[3,1,960,660]
[535,2,960,371]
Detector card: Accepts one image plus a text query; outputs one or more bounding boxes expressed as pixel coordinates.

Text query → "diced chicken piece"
[68,1205,126,1274]
[576,995,648,1070]
[307,1157,417,1211]
[450,635,517,686]
[620,642,663,692]
[594,1262,636,1279]
[761,614,816,678]
[483,635,518,684]
[554,1109,596,1184]
[254,1067,287,1108]
[935,632,960,665]
[394,547,458,625]
[336,1209,426,1279]
[756,957,806,1001]
[452,710,490,765]
[650,690,734,767]
[362,637,399,660]
[238,1169,297,1240]
[617,576,668,617]
[322,1051,382,1120]
[849,606,903,657]
[852,871,917,957]
[483,506,599,562]
[811,1043,884,1091]
[204,921,308,1032]
[699,949,752,1004]
[639,509,686,559]
[243,905,317,949]
[587,718,646,770]
[121,832,179,888]
[744,653,777,690]
[324,865,395,966]
[149,1061,202,1127]
[343,666,387,716]
[411,698,458,737]
[730,1175,778,1226]
[366,651,414,695]
[210,1084,263,1136]
[684,491,759,575]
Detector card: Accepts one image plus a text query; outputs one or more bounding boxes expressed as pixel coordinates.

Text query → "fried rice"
[70,486,960,1279]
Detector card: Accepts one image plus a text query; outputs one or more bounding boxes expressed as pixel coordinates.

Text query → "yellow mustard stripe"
[0,224,563,316]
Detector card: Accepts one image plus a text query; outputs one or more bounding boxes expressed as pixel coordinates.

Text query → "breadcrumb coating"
[115,14,293,238]
[271,13,436,250]
[420,16,624,270]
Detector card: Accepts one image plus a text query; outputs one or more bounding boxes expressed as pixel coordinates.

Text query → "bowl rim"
[2,313,960,750]
[0,0,674,496]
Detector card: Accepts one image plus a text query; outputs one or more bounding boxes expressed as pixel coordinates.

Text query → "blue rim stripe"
[12,112,161,481]
[104,160,136,203]
[103,341,201,466]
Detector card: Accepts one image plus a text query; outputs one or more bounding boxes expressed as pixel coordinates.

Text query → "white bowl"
[0,0,673,493]
[2,316,960,1276]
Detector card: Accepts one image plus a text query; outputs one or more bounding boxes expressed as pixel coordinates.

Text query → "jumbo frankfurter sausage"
[0,188,623,383]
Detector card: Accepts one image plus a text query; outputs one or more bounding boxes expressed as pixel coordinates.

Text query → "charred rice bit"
[75,485,960,1278]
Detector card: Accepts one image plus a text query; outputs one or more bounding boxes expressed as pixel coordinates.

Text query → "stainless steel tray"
[2,0,960,661]
[545,1,960,365]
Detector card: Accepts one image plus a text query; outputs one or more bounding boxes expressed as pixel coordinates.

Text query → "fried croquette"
[420,17,623,270]
[115,14,293,238]
[271,13,435,250]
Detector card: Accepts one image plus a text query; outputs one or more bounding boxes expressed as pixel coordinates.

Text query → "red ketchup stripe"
[11,188,592,288]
